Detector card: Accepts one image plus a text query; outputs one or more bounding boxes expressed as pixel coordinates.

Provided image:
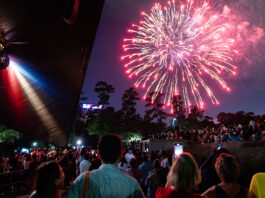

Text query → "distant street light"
[172,118,177,139]
[32,142,37,147]
[76,139,82,146]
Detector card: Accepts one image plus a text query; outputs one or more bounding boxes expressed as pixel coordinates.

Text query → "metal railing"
[0,170,27,193]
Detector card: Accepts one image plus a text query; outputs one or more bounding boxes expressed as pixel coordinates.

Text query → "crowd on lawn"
[148,119,265,144]
[0,133,265,198]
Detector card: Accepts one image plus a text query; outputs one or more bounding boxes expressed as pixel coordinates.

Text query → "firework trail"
[121,0,238,113]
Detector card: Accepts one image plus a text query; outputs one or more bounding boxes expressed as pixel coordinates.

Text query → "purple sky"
[82,0,265,118]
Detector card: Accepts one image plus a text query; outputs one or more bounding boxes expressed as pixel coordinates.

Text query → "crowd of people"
[0,133,264,198]
[148,119,265,144]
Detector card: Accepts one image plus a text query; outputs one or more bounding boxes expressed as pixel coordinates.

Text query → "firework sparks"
[121,0,238,112]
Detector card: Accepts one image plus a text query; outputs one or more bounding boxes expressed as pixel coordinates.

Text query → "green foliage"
[0,125,20,144]
[170,95,213,130]
[143,92,168,135]
[94,81,115,105]
[217,111,256,126]
[119,132,142,143]
[122,87,140,121]
[186,106,204,129]
[87,107,120,137]
[120,87,142,133]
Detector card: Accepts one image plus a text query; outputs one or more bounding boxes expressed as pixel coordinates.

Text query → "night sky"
[82,0,265,118]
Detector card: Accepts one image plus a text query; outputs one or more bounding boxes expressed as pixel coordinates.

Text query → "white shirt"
[125,152,135,164]
[79,160,91,174]
[118,161,128,171]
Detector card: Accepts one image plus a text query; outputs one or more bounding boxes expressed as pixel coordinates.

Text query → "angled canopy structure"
[0,0,105,147]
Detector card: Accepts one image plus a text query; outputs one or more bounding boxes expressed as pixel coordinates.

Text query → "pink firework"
[121,0,238,112]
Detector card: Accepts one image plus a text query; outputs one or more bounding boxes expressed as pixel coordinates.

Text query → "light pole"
[172,118,177,139]
[32,142,37,147]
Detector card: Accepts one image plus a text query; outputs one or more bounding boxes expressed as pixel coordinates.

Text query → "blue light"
[82,104,103,110]
[21,148,29,154]
[82,104,92,109]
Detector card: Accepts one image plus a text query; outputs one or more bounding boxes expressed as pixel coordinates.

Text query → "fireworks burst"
[121,0,238,112]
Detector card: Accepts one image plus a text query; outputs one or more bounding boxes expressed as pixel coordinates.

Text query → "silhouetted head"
[35,161,64,198]
[215,153,240,183]
[99,134,122,164]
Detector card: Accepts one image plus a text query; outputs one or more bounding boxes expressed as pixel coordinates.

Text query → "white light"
[76,139,82,145]
[21,148,29,153]
[32,142,37,147]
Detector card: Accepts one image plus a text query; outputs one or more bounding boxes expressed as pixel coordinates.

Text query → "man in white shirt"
[125,149,135,166]
[79,153,91,174]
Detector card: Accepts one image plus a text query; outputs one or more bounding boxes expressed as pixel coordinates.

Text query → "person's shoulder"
[139,162,144,168]
[73,171,87,184]
[253,172,265,179]
[119,169,140,185]
[29,191,38,198]
[156,186,173,198]
[202,185,216,198]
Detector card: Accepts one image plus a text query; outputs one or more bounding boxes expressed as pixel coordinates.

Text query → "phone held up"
[174,142,183,159]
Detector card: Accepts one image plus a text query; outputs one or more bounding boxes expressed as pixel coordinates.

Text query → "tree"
[143,92,168,135]
[171,95,187,129]
[186,106,204,129]
[94,81,115,105]
[87,107,122,137]
[0,126,20,144]
[200,115,215,128]
[120,87,142,132]
[121,87,140,121]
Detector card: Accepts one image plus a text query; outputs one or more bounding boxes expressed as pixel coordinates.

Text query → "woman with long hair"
[156,152,203,198]
[30,161,64,198]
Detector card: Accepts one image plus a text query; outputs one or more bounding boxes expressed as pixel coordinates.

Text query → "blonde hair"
[166,152,201,192]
